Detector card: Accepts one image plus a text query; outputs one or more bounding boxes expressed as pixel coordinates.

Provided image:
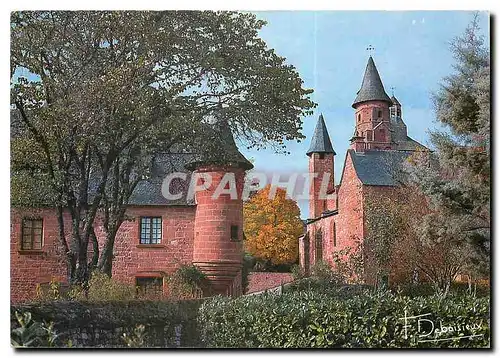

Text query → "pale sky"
[240,10,490,219]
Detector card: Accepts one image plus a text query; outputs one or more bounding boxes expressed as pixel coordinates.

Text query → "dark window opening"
[377,110,382,118]
[231,225,239,241]
[315,230,323,262]
[318,153,325,159]
[140,217,162,244]
[22,218,43,250]
[357,114,361,122]
[136,277,163,298]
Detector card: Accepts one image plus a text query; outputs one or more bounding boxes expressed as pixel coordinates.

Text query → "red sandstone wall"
[11,206,196,303]
[302,153,364,275]
[104,206,196,286]
[333,153,364,260]
[192,167,245,296]
[353,100,392,150]
[308,153,334,219]
[11,208,68,303]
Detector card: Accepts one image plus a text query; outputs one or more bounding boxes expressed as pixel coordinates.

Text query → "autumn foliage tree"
[243,185,304,266]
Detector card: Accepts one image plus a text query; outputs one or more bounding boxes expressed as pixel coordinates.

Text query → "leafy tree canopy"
[243,185,304,265]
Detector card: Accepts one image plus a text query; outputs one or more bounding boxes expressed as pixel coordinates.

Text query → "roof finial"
[391,86,395,96]
[366,44,375,57]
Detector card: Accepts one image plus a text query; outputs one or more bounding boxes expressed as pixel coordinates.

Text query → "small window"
[136,277,163,297]
[318,153,325,159]
[378,110,382,118]
[357,114,361,122]
[21,218,43,250]
[231,225,239,241]
[140,217,162,244]
[333,222,337,247]
[315,230,323,262]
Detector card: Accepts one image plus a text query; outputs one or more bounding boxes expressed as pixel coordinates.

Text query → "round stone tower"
[185,119,253,297]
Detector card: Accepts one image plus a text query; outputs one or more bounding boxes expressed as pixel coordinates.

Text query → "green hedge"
[197,290,490,348]
[12,300,204,347]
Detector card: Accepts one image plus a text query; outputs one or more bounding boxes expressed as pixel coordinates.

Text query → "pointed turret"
[306,114,336,157]
[185,118,253,171]
[352,56,392,108]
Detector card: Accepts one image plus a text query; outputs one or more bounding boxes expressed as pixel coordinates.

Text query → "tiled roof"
[349,149,413,186]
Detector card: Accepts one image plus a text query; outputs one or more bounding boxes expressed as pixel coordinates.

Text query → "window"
[136,277,163,297]
[140,217,162,244]
[21,218,43,250]
[357,114,361,122]
[333,222,337,247]
[315,230,323,262]
[318,153,325,159]
[231,225,239,241]
[377,110,382,118]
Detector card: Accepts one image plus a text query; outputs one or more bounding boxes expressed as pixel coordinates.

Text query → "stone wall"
[11,300,204,348]
[11,205,197,303]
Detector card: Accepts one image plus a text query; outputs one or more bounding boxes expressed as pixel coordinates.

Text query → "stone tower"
[350,56,394,151]
[185,118,253,297]
[306,113,335,219]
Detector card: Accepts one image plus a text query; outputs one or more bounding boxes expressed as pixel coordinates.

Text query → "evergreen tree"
[408,14,490,278]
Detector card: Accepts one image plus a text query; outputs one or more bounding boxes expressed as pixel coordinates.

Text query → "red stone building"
[299,56,427,285]
[10,118,253,303]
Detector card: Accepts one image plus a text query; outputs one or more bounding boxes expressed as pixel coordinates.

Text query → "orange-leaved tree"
[243,185,304,265]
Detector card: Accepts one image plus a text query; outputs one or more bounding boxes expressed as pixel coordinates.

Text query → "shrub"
[11,311,61,347]
[290,264,305,281]
[198,290,490,348]
[69,271,136,301]
[168,265,210,299]
[12,300,204,347]
[242,254,255,294]
[310,260,338,282]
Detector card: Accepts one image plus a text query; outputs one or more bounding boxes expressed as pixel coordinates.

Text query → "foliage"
[310,260,336,282]
[122,324,147,348]
[197,290,490,348]
[69,271,136,301]
[11,10,316,284]
[168,265,210,299]
[35,278,63,302]
[331,237,365,285]
[407,14,490,278]
[290,264,305,281]
[243,185,304,265]
[241,253,255,294]
[11,311,60,347]
[12,299,204,347]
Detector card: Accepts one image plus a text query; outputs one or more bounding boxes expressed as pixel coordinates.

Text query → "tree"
[10,11,316,284]
[243,185,304,265]
[407,14,490,279]
[364,179,468,290]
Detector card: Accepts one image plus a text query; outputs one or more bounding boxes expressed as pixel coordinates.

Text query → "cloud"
[412,19,416,25]
[421,18,425,24]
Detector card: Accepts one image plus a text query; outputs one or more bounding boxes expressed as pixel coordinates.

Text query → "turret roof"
[306,114,336,156]
[352,56,392,107]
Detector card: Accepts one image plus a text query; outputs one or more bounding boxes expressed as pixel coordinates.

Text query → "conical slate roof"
[352,56,392,108]
[306,114,336,157]
[185,118,254,171]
